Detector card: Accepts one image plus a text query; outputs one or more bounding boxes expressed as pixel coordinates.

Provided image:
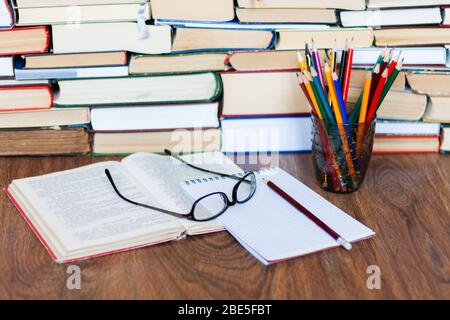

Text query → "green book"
[54,72,222,108]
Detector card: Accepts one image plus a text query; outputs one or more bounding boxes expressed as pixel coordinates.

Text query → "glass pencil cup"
[311,114,376,193]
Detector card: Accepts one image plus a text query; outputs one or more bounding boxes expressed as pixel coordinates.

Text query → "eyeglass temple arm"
[164,149,242,181]
[105,169,190,219]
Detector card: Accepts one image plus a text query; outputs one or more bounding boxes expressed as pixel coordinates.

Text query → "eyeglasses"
[105,149,257,222]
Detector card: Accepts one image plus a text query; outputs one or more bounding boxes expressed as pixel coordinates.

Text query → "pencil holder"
[311,114,376,193]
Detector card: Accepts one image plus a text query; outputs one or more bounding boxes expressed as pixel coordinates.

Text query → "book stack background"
[0,0,449,155]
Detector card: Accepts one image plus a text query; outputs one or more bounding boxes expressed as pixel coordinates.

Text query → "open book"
[5,152,241,263]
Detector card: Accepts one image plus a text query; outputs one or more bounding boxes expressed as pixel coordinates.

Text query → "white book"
[0,0,13,29]
[52,23,171,54]
[368,0,450,8]
[353,47,447,66]
[221,117,312,153]
[0,56,13,77]
[376,121,441,136]
[6,152,241,263]
[340,7,442,27]
[15,66,129,80]
[15,0,147,7]
[0,79,50,86]
[16,3,151,25]
[183,167,375,265]
[54,72,221,107]
[91,102,220,132]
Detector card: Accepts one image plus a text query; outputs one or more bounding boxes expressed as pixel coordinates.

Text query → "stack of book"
[340,0,450,154]
[0,0,449,155]
[0,24,90,155]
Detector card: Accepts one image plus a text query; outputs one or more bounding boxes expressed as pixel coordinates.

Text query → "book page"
[121,152,243,234]
[12,161,184,254]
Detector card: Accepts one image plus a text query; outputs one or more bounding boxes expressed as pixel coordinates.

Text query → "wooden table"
[0,154,449,300]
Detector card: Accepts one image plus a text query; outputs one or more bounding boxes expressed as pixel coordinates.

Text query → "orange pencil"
[300,73,323,119]
[324,63,357,181]
[356,72,372,157]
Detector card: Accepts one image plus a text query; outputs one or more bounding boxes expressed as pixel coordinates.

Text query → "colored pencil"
[325,64,357,180]
[297,50,307,72]
[311,67,334,123]
[312,38,326,91]
[339,42,347,85]
[356,72,372,157]
[296,73,314,113]
[375,58,403,114]
[305,43,312,70]
[368,63,381,102]
[297,71,343,191]
[387,51,401,77]
[349,48,387,124]
[300,73,323,119]
[379,49,391,75]
[342,40,354,105]
[366,68,388,121]
[332,72,361,174]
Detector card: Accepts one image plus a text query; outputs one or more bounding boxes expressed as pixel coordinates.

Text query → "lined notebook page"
[183,168,375,264]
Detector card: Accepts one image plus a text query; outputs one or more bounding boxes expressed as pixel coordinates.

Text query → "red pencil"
[296,73,315,112]
[262,178,352,250]
[342,42,354,104]
[369,63,381,102]
[366,68,388,121]
[387,51,401,77]
[379,49,392,75]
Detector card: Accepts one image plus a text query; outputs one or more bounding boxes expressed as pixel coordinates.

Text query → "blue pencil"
[333,72,361,173]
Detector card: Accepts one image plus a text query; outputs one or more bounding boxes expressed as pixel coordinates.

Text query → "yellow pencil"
[301,73,323,119]
[356,72,372,157]
[324,63,356,180]
[297,50,307,72]
[324,63,343,124]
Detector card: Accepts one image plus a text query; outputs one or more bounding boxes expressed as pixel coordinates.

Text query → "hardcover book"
[52,23,171,54]
[0,84,53,112]
[6,152,241,263]
[0,26,50,56]
[151,0,235,22]
[93,129,221,155]
[54,73,222,107]
[15,2,151,25]
[172,27,275,53]
[0,127,91,156]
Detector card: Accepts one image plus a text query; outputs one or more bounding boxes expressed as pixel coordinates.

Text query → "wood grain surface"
[0,154,448,300]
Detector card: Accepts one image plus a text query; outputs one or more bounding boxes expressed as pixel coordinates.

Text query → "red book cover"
[0,26,50,56]
[0,85,53,111]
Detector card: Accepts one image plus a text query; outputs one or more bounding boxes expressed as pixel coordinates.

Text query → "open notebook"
[183,168,375,265]
[5,152,242,263]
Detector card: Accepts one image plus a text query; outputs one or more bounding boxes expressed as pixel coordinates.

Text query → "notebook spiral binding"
[183,167,278,186]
